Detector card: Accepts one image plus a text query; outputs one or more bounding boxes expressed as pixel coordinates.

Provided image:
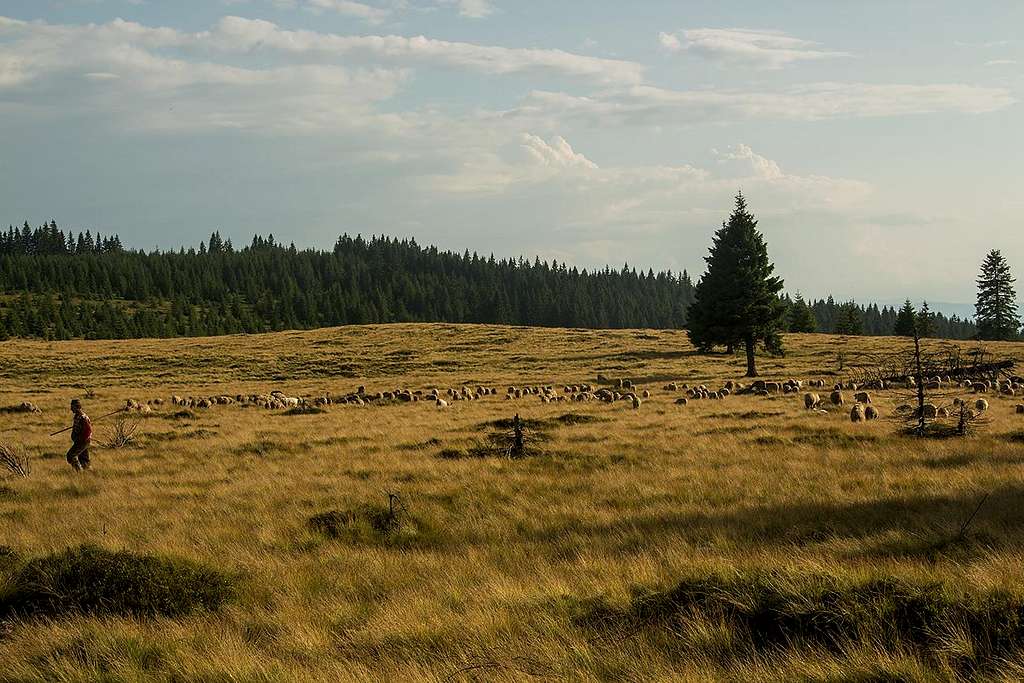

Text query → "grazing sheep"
[804,393,820,410]
[850,404,865,423]
[674,397,688,406]
[864,405,879,421]
[642,390,651,399]
[631,396,642,410]
[15,401,41,414]
[854,391,872,404]
[1016,405,1024,415]
[975,399,989,412]
[920,404,939,419]
[830,390,844,406]
[972,382,988,393]
[436,399,448,409]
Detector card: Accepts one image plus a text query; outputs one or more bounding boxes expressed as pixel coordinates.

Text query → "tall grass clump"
[0,545,236,619]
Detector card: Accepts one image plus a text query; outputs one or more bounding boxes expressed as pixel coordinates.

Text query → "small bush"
[308,499,438,547]
[102,415,140,450]
[0,442,31,477]
[0,545,236,619]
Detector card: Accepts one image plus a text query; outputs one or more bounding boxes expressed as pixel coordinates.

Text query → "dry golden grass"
[2,325,1024,681]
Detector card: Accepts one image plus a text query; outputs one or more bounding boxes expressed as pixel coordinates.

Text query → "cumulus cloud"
[521,134,597,169]
[714,144,782,179]
[659,28,851,69]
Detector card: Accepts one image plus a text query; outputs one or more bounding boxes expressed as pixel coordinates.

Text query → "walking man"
[67,399,92,471]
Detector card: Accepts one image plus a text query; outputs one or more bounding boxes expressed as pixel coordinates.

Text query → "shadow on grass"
[573,570,1024,679]
[521,485,1024,559]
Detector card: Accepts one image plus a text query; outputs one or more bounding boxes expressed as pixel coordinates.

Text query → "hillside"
[3,325,1024,680]
[1,223,977,340]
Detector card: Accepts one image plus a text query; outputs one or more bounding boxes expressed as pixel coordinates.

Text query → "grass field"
[3,324,1024,681]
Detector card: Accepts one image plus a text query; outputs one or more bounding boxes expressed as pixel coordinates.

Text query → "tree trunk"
[745,335,757,377]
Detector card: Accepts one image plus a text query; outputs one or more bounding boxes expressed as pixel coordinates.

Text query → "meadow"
[3,324,1024,682]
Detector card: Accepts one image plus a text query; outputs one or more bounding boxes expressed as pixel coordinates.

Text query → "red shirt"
[72,412,92,445]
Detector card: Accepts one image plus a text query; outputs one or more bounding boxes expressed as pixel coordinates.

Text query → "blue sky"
[1,1,1021,307]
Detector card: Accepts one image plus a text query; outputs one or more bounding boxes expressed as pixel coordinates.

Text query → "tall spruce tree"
[894,299,917,336]
[917,301,935,337]
[788,293,816,333]
[975,250,1020,341]
[687,193,785,377]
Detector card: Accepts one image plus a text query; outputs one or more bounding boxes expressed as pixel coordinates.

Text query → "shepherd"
[66,399,92,472]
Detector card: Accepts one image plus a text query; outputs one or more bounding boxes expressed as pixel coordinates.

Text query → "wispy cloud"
[437,0,496,19]
[517,82,1015,126]
[659,28,852,69]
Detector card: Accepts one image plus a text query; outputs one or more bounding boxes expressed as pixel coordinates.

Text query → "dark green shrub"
[0,545,235,619]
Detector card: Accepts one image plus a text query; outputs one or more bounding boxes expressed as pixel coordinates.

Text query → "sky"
[1,1,1022,310]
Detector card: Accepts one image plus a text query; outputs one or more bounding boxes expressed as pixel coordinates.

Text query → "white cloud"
[304,0,392,23]
[985,59,1017,66]
[657,31,681,51]
[438,0,496,19]
[0,15,406,132]
[714,144,781,179]
[205,16,644,83]
[521,134,597,169]
[517,82,1015,126]
[660,28,852,69]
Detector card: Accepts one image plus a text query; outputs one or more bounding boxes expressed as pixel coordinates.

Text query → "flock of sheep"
[10,373,1024,426]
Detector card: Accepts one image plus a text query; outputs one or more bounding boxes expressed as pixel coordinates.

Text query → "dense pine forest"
[0,221,976,341]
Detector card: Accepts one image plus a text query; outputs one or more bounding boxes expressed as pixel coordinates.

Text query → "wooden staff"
[49,408,124,437]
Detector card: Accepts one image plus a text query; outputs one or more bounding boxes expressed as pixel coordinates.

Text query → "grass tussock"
[308,499,440,548]
[0,545,235,619]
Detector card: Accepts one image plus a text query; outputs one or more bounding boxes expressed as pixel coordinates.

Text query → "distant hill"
[0,221,977,341]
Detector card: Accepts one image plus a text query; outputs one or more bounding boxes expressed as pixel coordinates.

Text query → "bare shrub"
[103,415,139,449]
[0,442,31,478]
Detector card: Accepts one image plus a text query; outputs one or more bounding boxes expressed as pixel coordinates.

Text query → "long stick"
[49,408,125,437]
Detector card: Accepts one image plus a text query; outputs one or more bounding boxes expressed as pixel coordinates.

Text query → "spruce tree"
[687,193,785,377]
[894,299,917,336]
[834,301,863,335]
[787,293,816,333]
[917,301,935,338]
[975,249,1020,341]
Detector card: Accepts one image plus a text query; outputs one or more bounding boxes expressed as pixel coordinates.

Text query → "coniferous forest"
[0,221,977,341]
